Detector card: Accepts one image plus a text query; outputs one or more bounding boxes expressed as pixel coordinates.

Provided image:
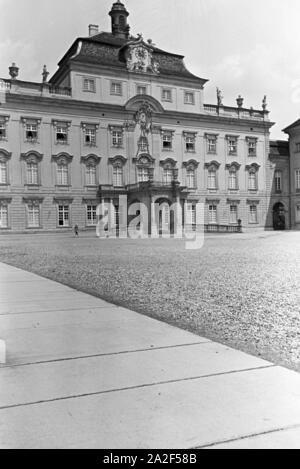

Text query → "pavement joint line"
[0,305,118,316]
[0,341,211,369]
[191,422,300,449]
[0,364,276,412]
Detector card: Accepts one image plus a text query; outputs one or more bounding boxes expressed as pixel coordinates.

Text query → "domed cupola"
[109,1,130,39]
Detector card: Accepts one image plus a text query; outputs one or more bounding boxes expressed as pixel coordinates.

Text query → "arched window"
[119,15,125,28]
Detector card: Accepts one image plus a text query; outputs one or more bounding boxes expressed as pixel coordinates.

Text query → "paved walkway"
[0,262,300,449]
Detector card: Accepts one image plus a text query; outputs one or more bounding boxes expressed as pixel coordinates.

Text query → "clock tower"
[109,0,130,39]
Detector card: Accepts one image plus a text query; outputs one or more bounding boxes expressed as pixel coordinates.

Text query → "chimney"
[89,24,99,37]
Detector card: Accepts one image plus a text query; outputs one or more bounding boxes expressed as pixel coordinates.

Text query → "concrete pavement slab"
[203,426,300,449]
[0,297,111,315]
[0,342,272,408]
[0,307,207,366]
[1,366,300,449]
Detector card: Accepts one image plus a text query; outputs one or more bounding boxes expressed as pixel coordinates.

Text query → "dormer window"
[83,78,96,93]
[184,91,195,105]
[111,81,122,96]
[162,88,172,102]
[137,85,147,95]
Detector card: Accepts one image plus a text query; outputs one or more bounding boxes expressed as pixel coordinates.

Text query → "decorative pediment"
[205,160,221,169]
[227,199,241,205]
[206,198,220,204]
[246,163,260,172]
[183,159,199,169]
[52,152,73,163]
[22,196,44,204]
[160,157,177,169]
[125,95,164,113]
[81,154,101,165]
[119,35,160,75]
[53,197,74,204]
[0,149,12,161]
[109,155,127,166]
[247,199,260,205]
[135,153,155,166]
[21,150,43,162]
[225,162,241,170]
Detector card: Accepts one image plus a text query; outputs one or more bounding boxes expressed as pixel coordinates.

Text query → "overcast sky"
[0,0,299,139]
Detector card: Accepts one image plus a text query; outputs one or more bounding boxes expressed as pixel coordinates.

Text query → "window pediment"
[81,154,101,165]
[21,151,43,162]
[226,162,241,170]
[160,157,177,169]
[109,155,127,166]
[246,163,260,172]
[205,160,220,170]
[183,159,199,169]
[0,149,12,160]
[52,152,73,164]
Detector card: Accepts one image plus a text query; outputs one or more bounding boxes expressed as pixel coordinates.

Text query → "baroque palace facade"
[0,0,298,233]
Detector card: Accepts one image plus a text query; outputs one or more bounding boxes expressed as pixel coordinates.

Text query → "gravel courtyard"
[0,231,299,371]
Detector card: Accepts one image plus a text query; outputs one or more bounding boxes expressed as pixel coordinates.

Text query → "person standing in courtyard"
[74,224,79,237]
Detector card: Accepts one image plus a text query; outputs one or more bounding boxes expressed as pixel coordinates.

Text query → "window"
[137,85,147,95]
[184,91,195,105]
[162,132,173,150]
[83,78,96,93]
[208,168,217,190]
[207,135,217,153]
[27,203,40,228]
[58,205,70,227]
[0,122,7,140]
[162,88,172,102]
[138,167,149,183]
[0,204,8,228]
[274,170,282,192]
[111,81,122,96]
[249,205,258,224]
[163,168,173,184]
[86,165,96,186]
[112,130,123,148]
[208,205,217,224]
[56,125,68,144]
[296,143,300,153]
[27,162,38,185]
[57,162,69,186]
[248,170,257,191]
[113,165,123,187]
[84,127,96,146]
[184,133,196,152]
[187,168,196,189]
[25,124,38,142]
[229,205,238,224]
[228,168,238,190]
[295,170,300,190]
[87,205,97,226]
[296,205,300,223]
[228,137,238,155]
[187,203,196,227]
[138,136,149,152]
[0,161,8,184]
[247,138,257,157]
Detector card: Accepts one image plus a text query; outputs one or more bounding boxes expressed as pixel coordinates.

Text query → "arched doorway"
[273,202,286,231]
